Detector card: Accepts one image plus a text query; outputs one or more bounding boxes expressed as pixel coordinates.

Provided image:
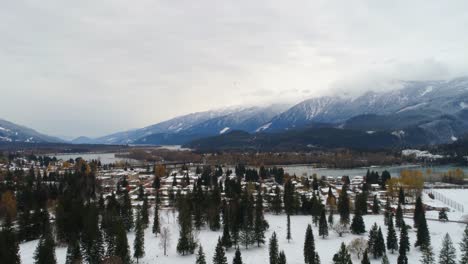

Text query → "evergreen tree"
[141,194,149,228]
[420,245,435,264]
[438,233,456,264]
[213,237,228,264]
[398,220,410,264]
[34,221,56,264]
[398,188,406,205]
[414,196,424,228]
[368,223,385,259]
[152,203,160,236]
[361,250,370,264]
[134,210,145,263]
[332,242,353,264]
[254,192,268,247]
[283,180,295,215]
[350,210,366,235]
[269,232,279,264]
[286,214,292,242]
[372,195,380,214]
[81,204,104,264]
[115,218,131,264]
[278,251,287,264]
[396,203,404,230]
[439,209,449,222]
[65,236,82,264]
[460,225,468,264]
[233,248,243,264]
[304,224,320,264]
[0,216,20,264]
[221,219,233,249]
[196,246,207,264]
[386,213,398,254]
[328,210,334,226]
[319,209,328,238]
[121,190,134,231]
[337,185,350,225]
[384,198,391,226]
[415,211,431,249]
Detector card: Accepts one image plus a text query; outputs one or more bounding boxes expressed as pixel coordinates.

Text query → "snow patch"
[460,102,468,109]
[402,149,443,159]
[255,122,272,132]
[219,127,230,134]
[0,136,12,142]
[391,130,405,138]
[396,102,426,113]
[420,85,433,96]
[451,136,458,141]
[366,131,375,134]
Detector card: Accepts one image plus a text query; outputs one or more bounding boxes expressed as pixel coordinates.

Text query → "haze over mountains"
[2,77,468,149]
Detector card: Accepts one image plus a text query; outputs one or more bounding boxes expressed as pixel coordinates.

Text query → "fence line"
[424,189,465,213]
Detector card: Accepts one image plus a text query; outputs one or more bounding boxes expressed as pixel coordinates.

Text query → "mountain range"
[0,119,63,144]
[3,76,468,150]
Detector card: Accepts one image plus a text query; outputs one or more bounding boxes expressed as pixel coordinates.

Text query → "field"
[19,191,468,264]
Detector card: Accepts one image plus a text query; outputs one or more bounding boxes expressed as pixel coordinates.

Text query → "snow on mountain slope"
[0,119,63,143]
[261,77,468,133]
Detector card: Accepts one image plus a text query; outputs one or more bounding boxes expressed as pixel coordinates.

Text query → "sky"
[1,0,468,138]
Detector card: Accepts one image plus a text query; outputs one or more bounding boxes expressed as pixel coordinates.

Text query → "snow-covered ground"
[20,209,468,264]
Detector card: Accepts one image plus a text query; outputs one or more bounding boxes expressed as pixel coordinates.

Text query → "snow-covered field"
[20,208,468,264]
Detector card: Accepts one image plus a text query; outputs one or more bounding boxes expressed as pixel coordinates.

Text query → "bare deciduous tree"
[348,237,368,259]
[332,222,349,237]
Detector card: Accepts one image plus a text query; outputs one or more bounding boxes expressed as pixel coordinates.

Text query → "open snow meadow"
[19,192,468,264]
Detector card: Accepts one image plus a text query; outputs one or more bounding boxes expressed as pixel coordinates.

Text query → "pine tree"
[399,221,410,253]
[384,198,391,226]
[269,232,279,264]
[398,188,406,205]
[439,209,448,222]
[81,204,104,264]
[332,242,353,264]
[319,209,328,238]
[134,210,145,263]
[351,210,366,235]
[121,190,134,231]
[439,233,456,264]
[286,214,292,242]
[254,192,268,247]
[34,221,56,264]
[420,245,435,264]
[414,196,424,228]
[213,237,228,264]
[0,216,20,264]
[386,213,398,254]
[376,227,386,258]
[368,223,385,259]
[152,203,160,236]
[415,211,430,249]
[141,194,149,228]
[221,219,233,249]
[396,203,404,230]
[372,195,380,214]
[65,236,82,264]
[115,218,131,264]
[337,185,350,225]
[196,246,207,264]
[233,248,243,264]
[328,210,334,226]
[278,251,287,264]
[460,225,468,264]
[361,250,370,264]
[304,224,319,264]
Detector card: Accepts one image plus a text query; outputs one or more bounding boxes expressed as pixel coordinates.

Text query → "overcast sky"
[1,0,468,138]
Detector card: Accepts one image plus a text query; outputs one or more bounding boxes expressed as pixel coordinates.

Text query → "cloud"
[1,0,467,137]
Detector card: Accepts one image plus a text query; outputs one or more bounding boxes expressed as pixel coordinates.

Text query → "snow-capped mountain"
[258,77,468,144]
[264,77,468,132]
[0,119,63,143]
[91,104,289,145]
